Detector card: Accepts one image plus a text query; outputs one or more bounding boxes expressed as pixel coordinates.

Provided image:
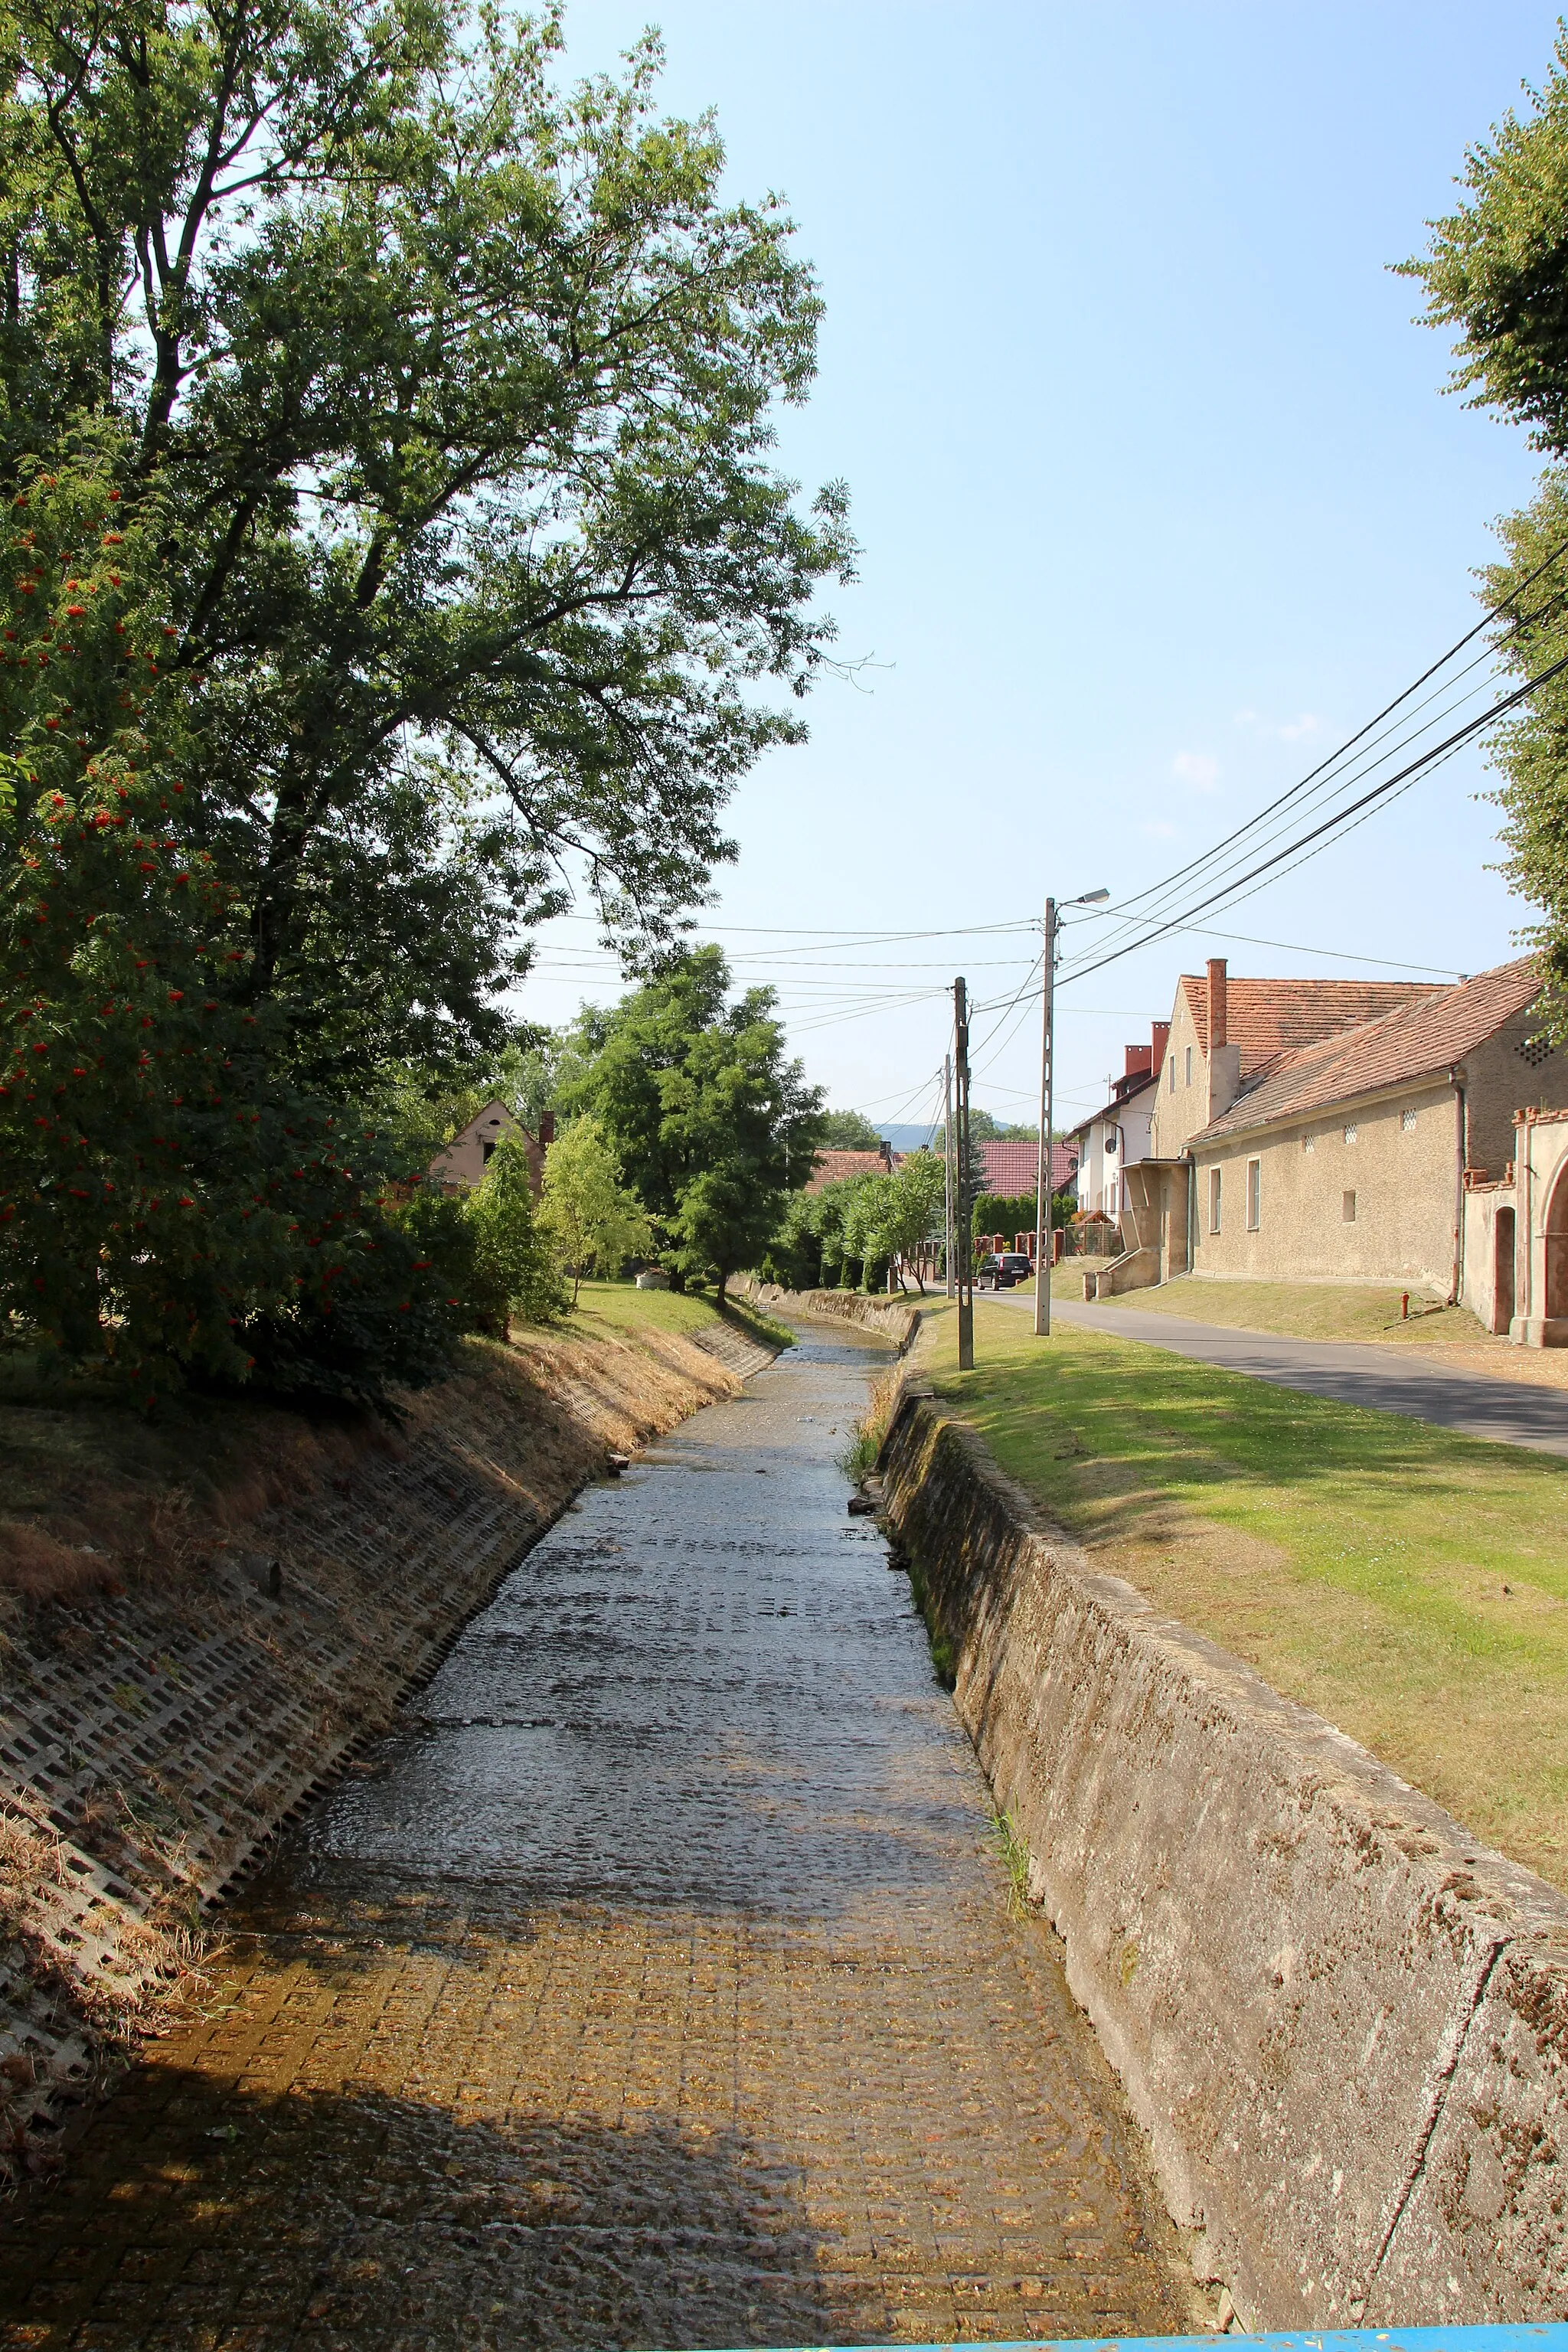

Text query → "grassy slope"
[570,1279,794,1351]
[916,1295,1568,1890]
[0,1286,773,1609]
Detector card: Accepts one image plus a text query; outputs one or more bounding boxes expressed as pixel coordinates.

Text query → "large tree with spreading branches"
[0,0,854,1086]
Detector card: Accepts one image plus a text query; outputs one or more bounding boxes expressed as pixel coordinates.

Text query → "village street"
[0,1323,1190,2350]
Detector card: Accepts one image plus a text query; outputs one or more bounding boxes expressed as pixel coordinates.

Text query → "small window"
[1401,1109,1417,1135]
[1342,1188,1357,1223]
[1104,1129,1118,1155]
[1246,1158,1261,1230]
[481,1139,496,1162]
[1168,1055,1176,1093]
[1343,1123,1357,1145]
[1302,1133,1315,1155]
[1185,1045,1194,1087]
[1209,1166,1222,1233]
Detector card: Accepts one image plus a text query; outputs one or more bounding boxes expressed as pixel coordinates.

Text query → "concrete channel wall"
[876,1382,1568,2328]
[738,1280,920,1351]
[0,1321,774,2184]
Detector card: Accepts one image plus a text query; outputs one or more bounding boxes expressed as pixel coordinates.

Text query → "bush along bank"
[0,1313,776,2184]
[869,1365,1568,2330]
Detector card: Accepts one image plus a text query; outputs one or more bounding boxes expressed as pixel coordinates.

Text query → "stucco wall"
[1149,985,1210,1160]
[1465,1007,1568,1174]
[877,1387,1568,2328]
[1462,1182,1517,1334]
[1189,1080,1459,1292]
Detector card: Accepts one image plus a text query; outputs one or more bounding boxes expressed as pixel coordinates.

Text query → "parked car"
[975,1251,1032,1290]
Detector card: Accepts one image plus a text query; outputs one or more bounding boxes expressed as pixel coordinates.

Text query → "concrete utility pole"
[954,979,974,1370]
[1033,900,1057,1338]
[943,1050,956,1300]
[1034,886,1109,1339]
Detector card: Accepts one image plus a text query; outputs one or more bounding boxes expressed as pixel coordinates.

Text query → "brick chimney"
[539,1109,556,1148]
[1207,958,1228,1051]
[1152,1019,1170,1073]
[1204,959,1240,1122]
[1123,1043,1153,1080]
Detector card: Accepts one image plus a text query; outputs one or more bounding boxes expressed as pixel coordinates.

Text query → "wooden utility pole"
[954,979,974,1370]
[1034,898,1057,1337]
[943,1050,956,1299]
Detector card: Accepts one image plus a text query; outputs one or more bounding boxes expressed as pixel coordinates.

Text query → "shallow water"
[2,1323,1186,2350]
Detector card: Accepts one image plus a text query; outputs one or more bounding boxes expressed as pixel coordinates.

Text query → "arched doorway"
[1546,1163,1568,1324]
[1495,1205,1516,1334]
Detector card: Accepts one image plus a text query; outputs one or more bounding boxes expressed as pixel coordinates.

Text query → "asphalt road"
[988,1289,1568,1457]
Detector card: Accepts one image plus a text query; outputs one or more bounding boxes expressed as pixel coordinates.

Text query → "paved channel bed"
[0,1324,1190,2350]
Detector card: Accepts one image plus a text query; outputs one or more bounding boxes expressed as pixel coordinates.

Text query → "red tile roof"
[1179,972,1444,1071]
[975,1138,1076,1194]
[1197,958,1540,1141]
[805,1148,891,1194]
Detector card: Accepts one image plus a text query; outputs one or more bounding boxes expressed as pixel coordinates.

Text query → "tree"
[0,5,855,1088]
[818,1109,882,1148]
[537,1116,652,1304]
[0,443,458,1404]
[1410,38,1568,1034]
[564,944,824,1298]
[462,1127,563,1333]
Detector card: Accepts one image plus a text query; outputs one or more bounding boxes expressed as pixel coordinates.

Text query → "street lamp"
[1034,887,1109,1337]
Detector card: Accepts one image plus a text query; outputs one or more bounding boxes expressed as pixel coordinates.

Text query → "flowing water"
[1,1321,1189,2350]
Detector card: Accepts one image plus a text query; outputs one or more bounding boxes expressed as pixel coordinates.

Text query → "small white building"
[1070,1027,1167,1221]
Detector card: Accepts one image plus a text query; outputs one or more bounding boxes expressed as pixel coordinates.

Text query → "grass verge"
[1094,1272,1486,1347]
[915,1295,1568,1891]
[571,1279,795,1352]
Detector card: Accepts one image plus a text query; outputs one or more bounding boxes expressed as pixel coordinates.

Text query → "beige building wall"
[1188,1080,1461,1294]
[1148,984,1213,1161]
[1462,1004,1568,1174]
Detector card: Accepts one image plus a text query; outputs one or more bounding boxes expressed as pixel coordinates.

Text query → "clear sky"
[519,2,1566,1138]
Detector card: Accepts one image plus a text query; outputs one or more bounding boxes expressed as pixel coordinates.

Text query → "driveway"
[993,1291,1568,1457]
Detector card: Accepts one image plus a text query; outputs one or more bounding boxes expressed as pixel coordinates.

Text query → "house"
[1116,956,1568,1308]
[806,1142,897,1193]
[975,1138,1077,1198]
[427,1099,552,1197]
[1068,1024,1168,1220]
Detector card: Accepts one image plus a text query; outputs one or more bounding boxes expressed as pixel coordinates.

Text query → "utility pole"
[954,979,974,1370]
[1034,899,1057,1337]
[943,1050,956,1300]
[1031,885,1110,1336]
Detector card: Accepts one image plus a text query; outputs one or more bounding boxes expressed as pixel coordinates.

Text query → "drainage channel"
[0,1321,1193,2348]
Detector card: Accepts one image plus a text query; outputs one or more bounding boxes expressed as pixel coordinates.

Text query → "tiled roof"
[1180,973,1444,1070]
[805,1148,891,1194]
[975,1138,1076,1194]
[1197,958,1540,1142]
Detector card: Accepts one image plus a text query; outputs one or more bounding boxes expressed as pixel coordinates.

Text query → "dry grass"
[915,1295,1568,1893]
[1094,1272,1481,1344]
[0,1288,741,1620]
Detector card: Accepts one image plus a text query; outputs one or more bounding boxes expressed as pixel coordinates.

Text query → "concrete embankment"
[0,1318,773,2182]
[874,1373,1568,2329]
[739,1279,920,1351]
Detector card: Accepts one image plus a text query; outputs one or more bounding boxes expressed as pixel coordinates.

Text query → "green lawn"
[570,1279,794,1352]
[913,1296,1568,1890]
[1094,1272,1488,1346]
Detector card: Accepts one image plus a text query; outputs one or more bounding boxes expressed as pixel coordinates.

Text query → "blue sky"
[521,2,1566,1136]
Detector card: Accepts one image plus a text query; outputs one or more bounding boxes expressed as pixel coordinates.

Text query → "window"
[1246,1158,1261,1230]
[1302,1134,1315,1154]
[1401,1109,1417,1135]
[1185,1045,1193,1087]
[1342,1189,1357,1223]
[1209,1166,1222,1233]
[1104,1129,1118,1155]
[1168,1055,1176,1093]
[1343,1123,1357,1145]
